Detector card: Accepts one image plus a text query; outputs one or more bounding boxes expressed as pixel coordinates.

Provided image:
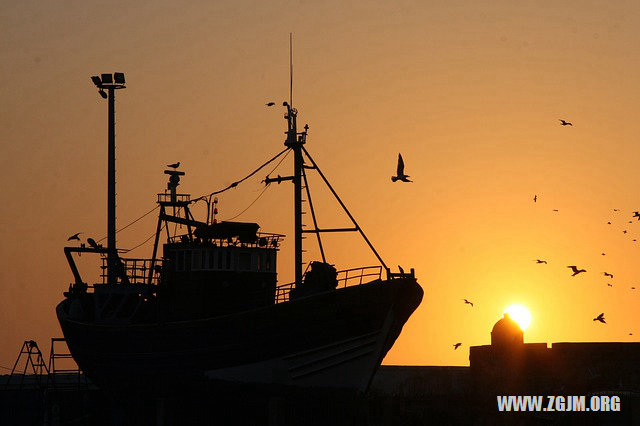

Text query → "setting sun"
[504,304,532,332]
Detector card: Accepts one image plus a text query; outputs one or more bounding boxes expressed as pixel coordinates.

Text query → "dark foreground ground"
[1,367,638,425]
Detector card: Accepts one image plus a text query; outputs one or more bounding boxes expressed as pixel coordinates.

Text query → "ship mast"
[283,102,307,287]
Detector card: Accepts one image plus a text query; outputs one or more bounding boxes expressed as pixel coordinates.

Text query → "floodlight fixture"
[101,73,113,84]
[91,76,102,87]
[98,89,107,99]
[113,72,125,84]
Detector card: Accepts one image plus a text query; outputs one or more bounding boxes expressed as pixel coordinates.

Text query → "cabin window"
[208,250,215,269]
[239,252,251,271]
[257,253,262,271]
[185,251,192,271]
[192,251,202,271]
[176,251,184,271]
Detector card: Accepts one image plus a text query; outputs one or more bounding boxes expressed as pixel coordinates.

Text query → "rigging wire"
[223,148,292,221]
[92,148,289,245]
[191,147,291,202]
[225,186,270,221]
[125,223,167,253]
[96,205,160,244]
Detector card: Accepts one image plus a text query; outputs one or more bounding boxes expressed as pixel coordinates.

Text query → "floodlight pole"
[107,86,116,286]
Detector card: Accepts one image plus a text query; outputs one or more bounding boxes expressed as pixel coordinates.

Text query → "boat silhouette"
[57,77,423,394]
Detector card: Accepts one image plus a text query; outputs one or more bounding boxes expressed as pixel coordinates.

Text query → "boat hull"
[57,278,422,394]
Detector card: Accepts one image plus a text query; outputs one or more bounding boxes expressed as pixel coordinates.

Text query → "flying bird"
[453,343,462,350]
[552,209,559,212]
[603,272,614,278]
[534,259,548,264]
[67,232,82,241]
[633,211,640,220]
[167,162,180,169]
[266,102,275,107]
[593,313,606,324]
[567,265,586,276]
[607,222,611,225]
[601,253,606,256]
[614,209,620,212]
[391,153,412,183]
[559,119,572,126]
[607,283,613,287]
[463,299,474,307]
[623,230,628,234]
[87,238,99,249]
[632,287,636,290]
[533,195,537,203]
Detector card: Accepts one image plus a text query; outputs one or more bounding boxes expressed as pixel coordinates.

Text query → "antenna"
[289,32,293,107]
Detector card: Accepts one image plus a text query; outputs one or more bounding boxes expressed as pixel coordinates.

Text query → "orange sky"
[2,0,640,369]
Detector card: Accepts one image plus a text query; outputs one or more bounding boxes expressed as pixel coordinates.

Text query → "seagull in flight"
[67,232,82,241]
[559,119,572,126]
[604,272,614,278]
[453,343,462,350]
[614,209,620,212]
[552,209,559,212]
[391,153,412,183]
[167,162,180,169]
[266,102,275,107]
[534,259,548,264]
[593,313,606,324]
[633,211,640,221]
[533,195,537,203]
[463,299,474,307]
[607,283,613,287]
[567,265,586,276]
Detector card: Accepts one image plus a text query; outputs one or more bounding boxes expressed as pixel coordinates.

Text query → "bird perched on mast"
[391,153,412,182]
[87,238,99,249]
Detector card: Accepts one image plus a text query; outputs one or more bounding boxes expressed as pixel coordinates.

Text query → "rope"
[96,205,160,244]
[125,223,167,253]
[191,147,290,202]
[223,148,292,221]
[226,186,270,221]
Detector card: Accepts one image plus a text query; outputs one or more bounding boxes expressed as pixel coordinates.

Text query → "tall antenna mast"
[289,32,293,107]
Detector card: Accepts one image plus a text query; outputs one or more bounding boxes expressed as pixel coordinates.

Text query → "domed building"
[490,313,523,349]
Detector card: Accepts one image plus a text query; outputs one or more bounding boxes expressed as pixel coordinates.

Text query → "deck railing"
[157,193,190,204]
[274,265,383,304]
[101,258,162,285]
[167,232,284,249]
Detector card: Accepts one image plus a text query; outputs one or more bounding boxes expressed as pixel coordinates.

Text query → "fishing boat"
[56,73,423,394]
